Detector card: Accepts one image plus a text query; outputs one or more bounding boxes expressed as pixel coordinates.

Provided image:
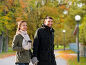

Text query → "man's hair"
[45,16,53,20]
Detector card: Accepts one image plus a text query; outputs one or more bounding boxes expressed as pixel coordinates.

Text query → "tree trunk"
[1,31,8,52]
[4,36,8,52]
[2,36,8,52]
[0,32,4,53]
[0,35,3,53]
[57,43,59,48]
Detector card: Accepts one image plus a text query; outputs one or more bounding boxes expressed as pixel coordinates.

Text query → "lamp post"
[75,15,81,62]
[63,30,66,50]
[63,10,68,15]
[42,0,45,6]
[35,1,38,7]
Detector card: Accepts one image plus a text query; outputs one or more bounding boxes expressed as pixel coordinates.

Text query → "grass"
[56,50,86,65]
[0,47,16,59]
[54,45,69,50]
[57,50,76,54]
[68,57,86,65]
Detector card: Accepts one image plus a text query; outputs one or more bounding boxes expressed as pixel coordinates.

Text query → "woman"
[12,21,32,65]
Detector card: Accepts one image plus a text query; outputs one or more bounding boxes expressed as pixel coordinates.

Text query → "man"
[32,16,56,65]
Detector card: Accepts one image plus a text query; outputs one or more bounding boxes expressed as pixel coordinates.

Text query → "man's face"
[44,19,53,27]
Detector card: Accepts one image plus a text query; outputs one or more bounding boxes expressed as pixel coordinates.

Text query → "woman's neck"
[20,30,27,35]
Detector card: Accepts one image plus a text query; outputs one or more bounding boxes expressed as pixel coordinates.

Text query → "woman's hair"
[16,20,27,34]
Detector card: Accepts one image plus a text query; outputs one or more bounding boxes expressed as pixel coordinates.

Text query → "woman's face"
[20,22,27,31]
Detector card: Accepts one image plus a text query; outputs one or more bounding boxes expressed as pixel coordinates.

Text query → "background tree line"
[0,0,86,53]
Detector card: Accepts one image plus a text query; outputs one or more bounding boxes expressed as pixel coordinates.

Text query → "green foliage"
[79,15,86,44]
[68,57,86,65]
[0,0,86,46]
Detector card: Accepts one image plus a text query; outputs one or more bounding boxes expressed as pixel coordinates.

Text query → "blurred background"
[0,0,86,64]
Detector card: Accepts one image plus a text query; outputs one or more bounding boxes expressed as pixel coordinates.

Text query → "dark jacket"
[33,25,56,65]
[12,34,31,63]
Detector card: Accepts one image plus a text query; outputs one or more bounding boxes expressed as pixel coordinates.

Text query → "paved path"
[56,58,67,65]
[0,56,15,65]
[55,50,68,65]
[0,50,68,65]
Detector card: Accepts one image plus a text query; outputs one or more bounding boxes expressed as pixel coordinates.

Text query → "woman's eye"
[23,25,27,26]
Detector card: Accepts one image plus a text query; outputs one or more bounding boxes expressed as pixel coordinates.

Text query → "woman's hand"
[23,43,31,50]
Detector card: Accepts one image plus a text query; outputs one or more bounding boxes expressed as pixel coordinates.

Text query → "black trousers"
[16,63,29,65]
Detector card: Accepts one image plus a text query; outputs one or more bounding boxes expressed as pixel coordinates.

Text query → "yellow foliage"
[40,6,58,16]
[60,18,64,22]
[4,21,8,25]
[4,16,11,20]
[20,0,28,8]
[16,17,23,22]
[59,5,66,9]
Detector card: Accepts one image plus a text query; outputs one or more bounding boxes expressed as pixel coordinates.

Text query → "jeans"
[16,63,29,65]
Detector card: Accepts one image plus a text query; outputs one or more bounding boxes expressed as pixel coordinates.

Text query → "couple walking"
[12,16,56,65]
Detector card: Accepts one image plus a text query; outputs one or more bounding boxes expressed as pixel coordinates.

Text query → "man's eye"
[48,21,52,22]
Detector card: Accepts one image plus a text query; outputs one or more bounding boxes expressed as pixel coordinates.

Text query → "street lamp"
[35,1,38,7]
[75,15,81,62]
[63,29,66,50]
[63,10,68,15]
[42,0,45,6]
[77,3,84,8]
[75,15,81,21]
[63,30,66,33]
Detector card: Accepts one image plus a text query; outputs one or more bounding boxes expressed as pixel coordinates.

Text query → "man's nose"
[50,22,53,24]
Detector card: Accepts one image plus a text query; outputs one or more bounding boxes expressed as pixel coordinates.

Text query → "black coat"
[33,25,56,65]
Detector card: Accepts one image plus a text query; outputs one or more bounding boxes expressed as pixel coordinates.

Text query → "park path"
[0,50,69,65]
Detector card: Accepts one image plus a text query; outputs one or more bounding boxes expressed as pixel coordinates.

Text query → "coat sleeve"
[12,35,25,52]
[33,29,40,57]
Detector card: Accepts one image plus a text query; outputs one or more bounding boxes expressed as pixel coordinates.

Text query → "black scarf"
[42,24,54,33]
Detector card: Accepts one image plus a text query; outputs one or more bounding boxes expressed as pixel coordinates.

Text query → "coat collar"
[42,24,54,32]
